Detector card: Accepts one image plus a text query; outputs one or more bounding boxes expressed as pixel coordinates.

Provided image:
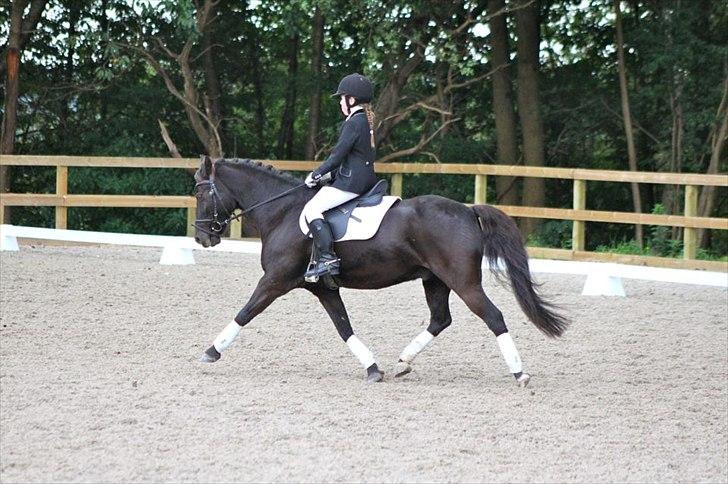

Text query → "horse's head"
[193,155,235,248]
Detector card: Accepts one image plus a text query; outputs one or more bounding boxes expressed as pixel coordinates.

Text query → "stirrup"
[304,257,340,283]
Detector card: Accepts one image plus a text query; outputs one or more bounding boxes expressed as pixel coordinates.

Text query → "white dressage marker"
[581,272,626,297]
[159,246,195,265]
[1,232,19,251]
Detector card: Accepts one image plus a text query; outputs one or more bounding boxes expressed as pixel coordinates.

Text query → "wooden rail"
[1,155,726,271]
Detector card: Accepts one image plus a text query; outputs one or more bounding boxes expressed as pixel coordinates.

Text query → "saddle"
[323,180,389,240]
[298,179,400,241]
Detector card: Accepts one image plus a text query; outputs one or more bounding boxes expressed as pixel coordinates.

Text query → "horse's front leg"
[310,286,384,383]
[200,275,292,362]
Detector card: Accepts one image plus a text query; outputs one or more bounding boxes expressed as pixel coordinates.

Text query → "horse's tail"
[471,205,569,338]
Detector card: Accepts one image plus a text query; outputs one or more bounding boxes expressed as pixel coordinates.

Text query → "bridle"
[193,177,237,237]
[193,162,306,237]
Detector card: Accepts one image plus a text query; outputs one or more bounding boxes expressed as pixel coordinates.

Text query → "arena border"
[1,224,726,296]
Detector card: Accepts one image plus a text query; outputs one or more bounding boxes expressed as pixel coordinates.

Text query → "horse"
[193,156,568,385]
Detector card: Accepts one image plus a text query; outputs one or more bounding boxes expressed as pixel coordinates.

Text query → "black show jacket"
[312,111,377,194]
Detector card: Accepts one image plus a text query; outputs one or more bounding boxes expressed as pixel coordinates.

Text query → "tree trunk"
[697,73,728,246]
[663,73,684,239]
[372,12,430,147]
[514,0,546,237]
[0,0,47,79]
[614,0,644,247]
[202,21,223,134]
[487,0,519,205]
[60,2,81,149]
[374,48,425,146]
[1,1,30,224]
[249,28,266,157]
[661,2,680,227]
[305,5,324,160]
[277,32,299,160]
[99,0,109,119]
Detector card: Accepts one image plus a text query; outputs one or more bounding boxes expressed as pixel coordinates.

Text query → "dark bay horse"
[193,157,568,385]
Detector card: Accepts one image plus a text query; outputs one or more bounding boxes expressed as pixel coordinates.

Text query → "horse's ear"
[200,155,212,178]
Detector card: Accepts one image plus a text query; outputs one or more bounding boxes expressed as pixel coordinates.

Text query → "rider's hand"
[305,172,321,188]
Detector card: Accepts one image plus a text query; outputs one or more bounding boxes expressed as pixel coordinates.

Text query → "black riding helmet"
[332,73,374,103]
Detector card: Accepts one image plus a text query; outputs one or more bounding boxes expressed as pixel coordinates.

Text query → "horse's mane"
[220,158,301,186]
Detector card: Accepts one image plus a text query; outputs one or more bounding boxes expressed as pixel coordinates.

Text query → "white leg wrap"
[213,320,242,352]
[496,332,523,374]
[399,330,435,363]
[346,335,376,369]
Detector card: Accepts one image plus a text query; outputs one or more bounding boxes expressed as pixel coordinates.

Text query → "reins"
[193,162,306,236]
[237,183,306,217]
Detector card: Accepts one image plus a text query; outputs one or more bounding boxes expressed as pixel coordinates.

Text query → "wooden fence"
[1,155,726,271]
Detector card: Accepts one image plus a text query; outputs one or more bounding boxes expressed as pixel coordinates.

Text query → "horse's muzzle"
[194,233,220,248]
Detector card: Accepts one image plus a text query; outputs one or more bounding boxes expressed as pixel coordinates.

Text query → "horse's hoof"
[199,345,221,363]
[366,364,384,383]
[367,371,384,383]
[516,372,531,387]
[394,360,412,378]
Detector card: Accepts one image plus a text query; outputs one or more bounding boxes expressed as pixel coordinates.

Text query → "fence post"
[391,173,403,197]
[56,165,68,229]
[474,174,487,205]
[683,185,698,259]
[572,179,586,251]
[186,206,196,237]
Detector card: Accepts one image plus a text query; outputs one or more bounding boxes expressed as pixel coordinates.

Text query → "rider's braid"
[361,103,376,148]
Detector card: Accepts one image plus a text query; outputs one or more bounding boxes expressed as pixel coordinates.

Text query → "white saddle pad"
[299,196,400,242]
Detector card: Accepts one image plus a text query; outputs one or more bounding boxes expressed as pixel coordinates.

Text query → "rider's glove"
[305,172,321,188]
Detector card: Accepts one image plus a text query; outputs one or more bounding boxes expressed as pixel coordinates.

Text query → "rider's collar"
[345,106,364,121]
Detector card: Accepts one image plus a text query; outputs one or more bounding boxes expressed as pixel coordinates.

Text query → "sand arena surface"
[0,245,726,482]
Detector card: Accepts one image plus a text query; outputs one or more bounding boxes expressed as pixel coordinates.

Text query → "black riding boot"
[305,219,340,282]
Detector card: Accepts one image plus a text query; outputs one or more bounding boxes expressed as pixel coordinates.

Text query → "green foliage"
[527,221,573,249]
[2,0,726,255]
[595,240,651,256]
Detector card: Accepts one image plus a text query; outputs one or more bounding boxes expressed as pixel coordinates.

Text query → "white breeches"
[302,186,358,224]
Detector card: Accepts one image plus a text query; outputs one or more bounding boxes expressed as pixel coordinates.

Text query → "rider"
[302,73,378,281]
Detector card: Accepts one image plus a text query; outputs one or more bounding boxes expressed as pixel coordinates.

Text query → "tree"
[120,0,225,158]
[372,1,491,163]
[277,31,300,159]
[0,0,47,79]
[613,0,644,247]
[305,4,324,160]
[698,71,728,246]
[4,0,727,256]
[487,0,519,205]
[1,0,49,224]
[514,0,546,236]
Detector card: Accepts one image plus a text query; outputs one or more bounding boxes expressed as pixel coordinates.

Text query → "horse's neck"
[219,162,309,237]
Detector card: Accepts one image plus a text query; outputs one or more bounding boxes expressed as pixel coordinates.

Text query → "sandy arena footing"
[1,245,726,482]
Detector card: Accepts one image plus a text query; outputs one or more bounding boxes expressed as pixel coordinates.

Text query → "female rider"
[302,73,377,281]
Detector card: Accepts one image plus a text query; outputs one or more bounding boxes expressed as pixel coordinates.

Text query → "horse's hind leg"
[310,286,384,383]
[395,276,452,377]
[453,283,530,387]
